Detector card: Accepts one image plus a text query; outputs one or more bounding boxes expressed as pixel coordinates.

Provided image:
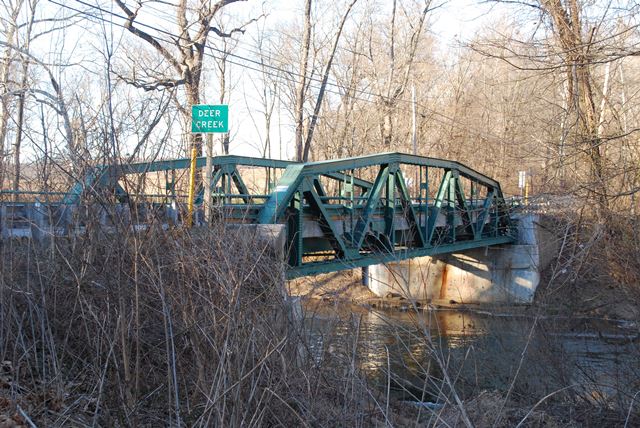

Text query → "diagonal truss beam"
[303,177,352,258]
[350,165,390,249]
[395,169,426,247]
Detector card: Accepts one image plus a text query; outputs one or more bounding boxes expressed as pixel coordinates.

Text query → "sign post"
[518,171,528,206]
[187,105,229,227]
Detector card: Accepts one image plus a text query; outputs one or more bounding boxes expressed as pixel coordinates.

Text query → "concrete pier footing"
[366,214,556,304]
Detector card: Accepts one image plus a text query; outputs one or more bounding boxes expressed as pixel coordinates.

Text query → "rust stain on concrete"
[439,263,449,300]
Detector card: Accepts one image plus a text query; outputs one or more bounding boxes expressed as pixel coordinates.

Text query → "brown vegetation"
[0,224,397,426]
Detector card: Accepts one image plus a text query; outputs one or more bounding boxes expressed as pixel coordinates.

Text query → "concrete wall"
[367,214,556,304]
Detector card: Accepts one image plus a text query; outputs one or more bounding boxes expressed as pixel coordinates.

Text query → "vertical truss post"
[348,170,354,232]
[423,166,429,247]
[427,169,451,244]
[224,168,232,205]
[448,171,457,242]
[286,189,303,268]
[395,168,425,248]
[453,175,475,238]
[385,165,397,248]
[493,201,499,237]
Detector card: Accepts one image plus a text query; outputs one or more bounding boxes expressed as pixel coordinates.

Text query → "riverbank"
[289,263,640,322]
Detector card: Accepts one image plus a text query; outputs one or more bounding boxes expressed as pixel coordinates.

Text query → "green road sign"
[191,104,229,133]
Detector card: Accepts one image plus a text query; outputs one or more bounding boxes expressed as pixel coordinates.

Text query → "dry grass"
[1,202,639,427]
[534,210,640,320]
[0,216,405,427]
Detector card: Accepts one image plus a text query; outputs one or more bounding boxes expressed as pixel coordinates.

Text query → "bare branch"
[113,0,184,74]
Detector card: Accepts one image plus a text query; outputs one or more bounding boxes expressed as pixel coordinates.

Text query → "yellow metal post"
[524,179,530,206]
[186,146,198,227]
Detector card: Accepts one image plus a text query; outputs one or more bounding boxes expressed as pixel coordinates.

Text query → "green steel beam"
[299,152,501,188]
[286,235,515,279]
[64,154,373,206]
[395,169,426,247]
[384,164,397,248]
[350,165,390,248]
[258,164,305,224]
[118,155,294,174]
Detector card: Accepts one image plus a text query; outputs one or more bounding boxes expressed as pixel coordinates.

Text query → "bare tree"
[540,0,608,216]
[212,30,238,155]
[371,0,431,149]
[11,0,37,195]
[292,0,360,162]
[300,0,359,161]
[294,0,312,161]
[0,0,23,189]
[471,0,640,217]
[244,21,278,160]
[113,0,255,157]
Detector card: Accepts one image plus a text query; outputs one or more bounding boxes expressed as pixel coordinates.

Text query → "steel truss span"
[1,152,516,278]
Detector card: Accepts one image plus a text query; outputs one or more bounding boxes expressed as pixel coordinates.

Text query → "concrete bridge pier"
[366,214,556,304]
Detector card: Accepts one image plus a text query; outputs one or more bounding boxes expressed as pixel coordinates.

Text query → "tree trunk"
[382,105,393,149]
[0,43,16,190]
[0,0,23,191]
[382,0,397,149]
[541,0,609,217]
[12,0,35,197]
[219,54,229,155]
[12,80,26,195]
[295,0,312,161]
[302,0,358,162]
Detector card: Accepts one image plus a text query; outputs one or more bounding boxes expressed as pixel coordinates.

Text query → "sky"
[17,0,503,163]
[223,0,500,159]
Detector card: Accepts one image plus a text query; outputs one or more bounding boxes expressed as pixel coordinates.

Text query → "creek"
[303,301,640,407]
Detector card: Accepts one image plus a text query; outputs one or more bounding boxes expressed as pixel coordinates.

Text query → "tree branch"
[207,14,264,38]
[113,0,184,73]
[114,70,186,91]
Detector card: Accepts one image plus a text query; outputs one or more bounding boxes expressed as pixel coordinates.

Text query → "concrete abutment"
[366,214,556,304]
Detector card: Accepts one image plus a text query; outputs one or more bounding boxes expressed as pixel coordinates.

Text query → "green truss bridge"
[0,153,516,279]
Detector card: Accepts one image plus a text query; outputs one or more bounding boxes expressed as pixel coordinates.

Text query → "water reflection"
[302,301,640,404]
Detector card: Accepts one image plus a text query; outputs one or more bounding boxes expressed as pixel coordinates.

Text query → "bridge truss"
[1,153,516,278]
